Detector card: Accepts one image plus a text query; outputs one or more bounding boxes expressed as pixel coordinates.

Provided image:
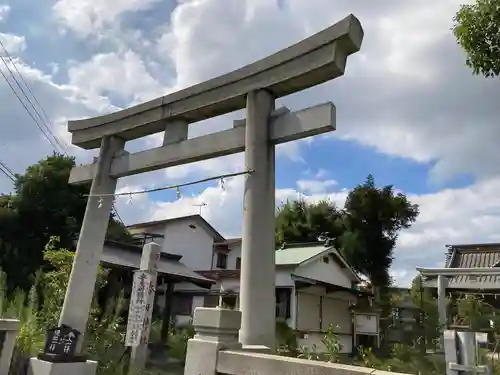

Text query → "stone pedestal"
[28,358,97,375]
[184,307,242,375]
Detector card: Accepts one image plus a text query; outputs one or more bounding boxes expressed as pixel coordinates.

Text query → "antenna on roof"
[317,232,330,242]
[192,202,207,215]
[317,232,334,247]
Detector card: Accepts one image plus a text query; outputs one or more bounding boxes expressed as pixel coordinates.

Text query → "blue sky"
[0,0,499,286]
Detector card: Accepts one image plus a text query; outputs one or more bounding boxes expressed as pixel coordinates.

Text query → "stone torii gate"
[30,14,364,375]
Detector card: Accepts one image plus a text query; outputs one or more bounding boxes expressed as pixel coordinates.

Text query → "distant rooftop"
[444,242,500,287]
[275,243,328,266]
[127,214,225,242]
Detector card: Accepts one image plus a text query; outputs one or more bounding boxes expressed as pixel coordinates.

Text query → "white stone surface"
[28,358,97,375]
[239,89,276,349]
[59,136,125,353]
[0,319,20,375]
[184,307,242,375]
[217,350,411,375]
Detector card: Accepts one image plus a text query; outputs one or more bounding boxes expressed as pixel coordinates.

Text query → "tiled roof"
[214,238,242,246]
[126,214,225,242]
[197,270,240,281]
[446,243,500,286]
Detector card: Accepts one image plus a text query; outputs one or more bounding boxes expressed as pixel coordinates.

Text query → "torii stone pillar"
[60,135,125,350]
[239,90,276,348]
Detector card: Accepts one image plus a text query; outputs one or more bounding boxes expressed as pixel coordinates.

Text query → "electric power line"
[85,169,252,199]
[0,67,64,153]
[0,162,14,182]
[0,159,14,177]
[0,43,129,224]
[0,40,69,151]
[0,44,67,153]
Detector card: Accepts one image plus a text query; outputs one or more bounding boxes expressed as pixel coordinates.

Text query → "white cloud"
[57,0,500,181]
[0,33,26,54]
[297,179,338,194]
[0,5,10,22]
[1,0,500,290]
[67,49,165,104]
[113,174,500,287]
[52,0,162,38]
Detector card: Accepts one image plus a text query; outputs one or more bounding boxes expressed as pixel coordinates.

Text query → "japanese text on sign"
[125,270,156,347]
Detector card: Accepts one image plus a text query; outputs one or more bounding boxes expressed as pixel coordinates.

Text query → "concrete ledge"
[0,319,20,332]
[28,358,98,375]
[0,319,20,375]
[193,307,241,332]
[217,350,412,375]
[68,14,362,149]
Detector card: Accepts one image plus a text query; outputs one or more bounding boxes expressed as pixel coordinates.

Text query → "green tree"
[409,275,441,349]
[275,175,419,292]
[0,153,133,293]
[341,175,419,289]
[275,198,343,246]
[453,0,500,77]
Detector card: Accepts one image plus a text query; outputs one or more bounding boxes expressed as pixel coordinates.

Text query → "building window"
[236,257,241,270]
[216,252,227,269]
[172,294,193,316]
[276,288,291,319]
[204,295,219,308]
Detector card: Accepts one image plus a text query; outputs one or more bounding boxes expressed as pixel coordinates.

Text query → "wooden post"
[437,274,448,350]
[160,282,174,344]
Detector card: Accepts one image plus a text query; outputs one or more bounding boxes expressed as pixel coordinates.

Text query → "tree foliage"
[453,0,500,77]
[275,175,419,289]
[0,153,133,293]
[275,199,343,245]
[409,275,441,348]
[341,175,419,288]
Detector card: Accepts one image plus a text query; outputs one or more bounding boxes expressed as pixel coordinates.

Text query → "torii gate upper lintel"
[57,13,364,365]
[67,14,363,150]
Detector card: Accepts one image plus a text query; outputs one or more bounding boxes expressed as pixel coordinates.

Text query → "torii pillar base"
[28,358,97,375]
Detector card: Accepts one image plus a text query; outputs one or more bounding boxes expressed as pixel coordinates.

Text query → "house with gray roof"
[177,241,364,353]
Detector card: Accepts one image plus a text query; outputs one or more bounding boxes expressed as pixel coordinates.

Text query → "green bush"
[167,324,194,363]
[0,237,128,375]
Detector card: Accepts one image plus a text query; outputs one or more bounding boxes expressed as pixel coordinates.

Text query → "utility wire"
[84,169,253,198]
[0,43,127,224]
[0,162,14,182]
[0,40,69,150]
[0,45,66,153]
[0,67,63,153]
[0,159,14,177]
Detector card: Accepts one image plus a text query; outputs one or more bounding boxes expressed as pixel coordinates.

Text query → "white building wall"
[293,254,353,289]
[226,243,242,269]
[161,220,215,270]
[128,219,215,271]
